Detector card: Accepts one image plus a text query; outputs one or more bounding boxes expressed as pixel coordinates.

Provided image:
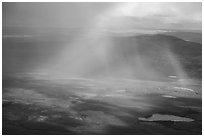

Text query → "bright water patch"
[138,114,194,122]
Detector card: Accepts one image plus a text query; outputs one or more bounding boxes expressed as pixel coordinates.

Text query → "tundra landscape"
[2,2,202,135]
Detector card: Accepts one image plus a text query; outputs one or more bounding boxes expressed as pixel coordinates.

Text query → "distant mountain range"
[3,27,202,80]
[163,31,202,44]
[95,34,202,80]
[3,26,202,43]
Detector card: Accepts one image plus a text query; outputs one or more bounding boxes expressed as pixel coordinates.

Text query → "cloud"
[97,2,202,31]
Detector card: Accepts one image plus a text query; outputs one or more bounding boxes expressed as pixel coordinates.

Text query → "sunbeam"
[36,3,190,82]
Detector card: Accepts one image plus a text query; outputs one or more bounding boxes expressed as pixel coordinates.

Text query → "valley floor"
[2,76,202,135]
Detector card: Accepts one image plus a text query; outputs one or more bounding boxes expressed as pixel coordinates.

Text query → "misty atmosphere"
[2,2,202,135]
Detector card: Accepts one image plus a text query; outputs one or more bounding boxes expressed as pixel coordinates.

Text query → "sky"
[2,2,202,31]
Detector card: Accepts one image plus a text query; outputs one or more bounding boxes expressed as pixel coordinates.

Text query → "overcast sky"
[3,2,202,31]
